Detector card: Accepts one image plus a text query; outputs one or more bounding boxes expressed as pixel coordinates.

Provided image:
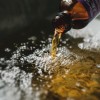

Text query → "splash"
[0,35,79,100]
[0,23,100,100]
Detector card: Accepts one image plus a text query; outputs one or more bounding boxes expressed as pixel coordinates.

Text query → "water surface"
[0,21,100,100]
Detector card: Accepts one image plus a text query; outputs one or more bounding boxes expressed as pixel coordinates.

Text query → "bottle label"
[78,0,100,20]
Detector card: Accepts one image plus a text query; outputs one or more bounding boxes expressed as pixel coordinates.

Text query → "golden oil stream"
[51,26,65,58]
[51,29,62,58]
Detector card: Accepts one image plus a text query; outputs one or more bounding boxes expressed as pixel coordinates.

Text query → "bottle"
[52,0,100,34]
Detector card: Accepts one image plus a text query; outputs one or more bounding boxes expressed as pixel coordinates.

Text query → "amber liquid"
[51,26,65,58]
[51,30,62,58]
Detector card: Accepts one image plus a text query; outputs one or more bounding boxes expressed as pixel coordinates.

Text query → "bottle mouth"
[55,25,66,34]
[52,11,72,33]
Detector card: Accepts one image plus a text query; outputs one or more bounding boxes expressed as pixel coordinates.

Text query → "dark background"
[0,0,60,39]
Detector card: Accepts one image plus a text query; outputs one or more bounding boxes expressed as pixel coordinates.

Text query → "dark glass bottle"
[52,0,100,33]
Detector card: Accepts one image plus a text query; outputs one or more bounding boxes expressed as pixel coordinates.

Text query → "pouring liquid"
[51,26,66,58]
[51,31,62,58]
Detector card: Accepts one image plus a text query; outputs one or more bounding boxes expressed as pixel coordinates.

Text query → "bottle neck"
[52,11,72,34]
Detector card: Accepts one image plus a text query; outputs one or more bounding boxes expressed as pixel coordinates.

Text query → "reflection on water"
[0,30,100,100]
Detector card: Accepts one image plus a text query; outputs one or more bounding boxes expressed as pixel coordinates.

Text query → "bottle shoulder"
[61,1,90,21]
[61,1,90,29]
